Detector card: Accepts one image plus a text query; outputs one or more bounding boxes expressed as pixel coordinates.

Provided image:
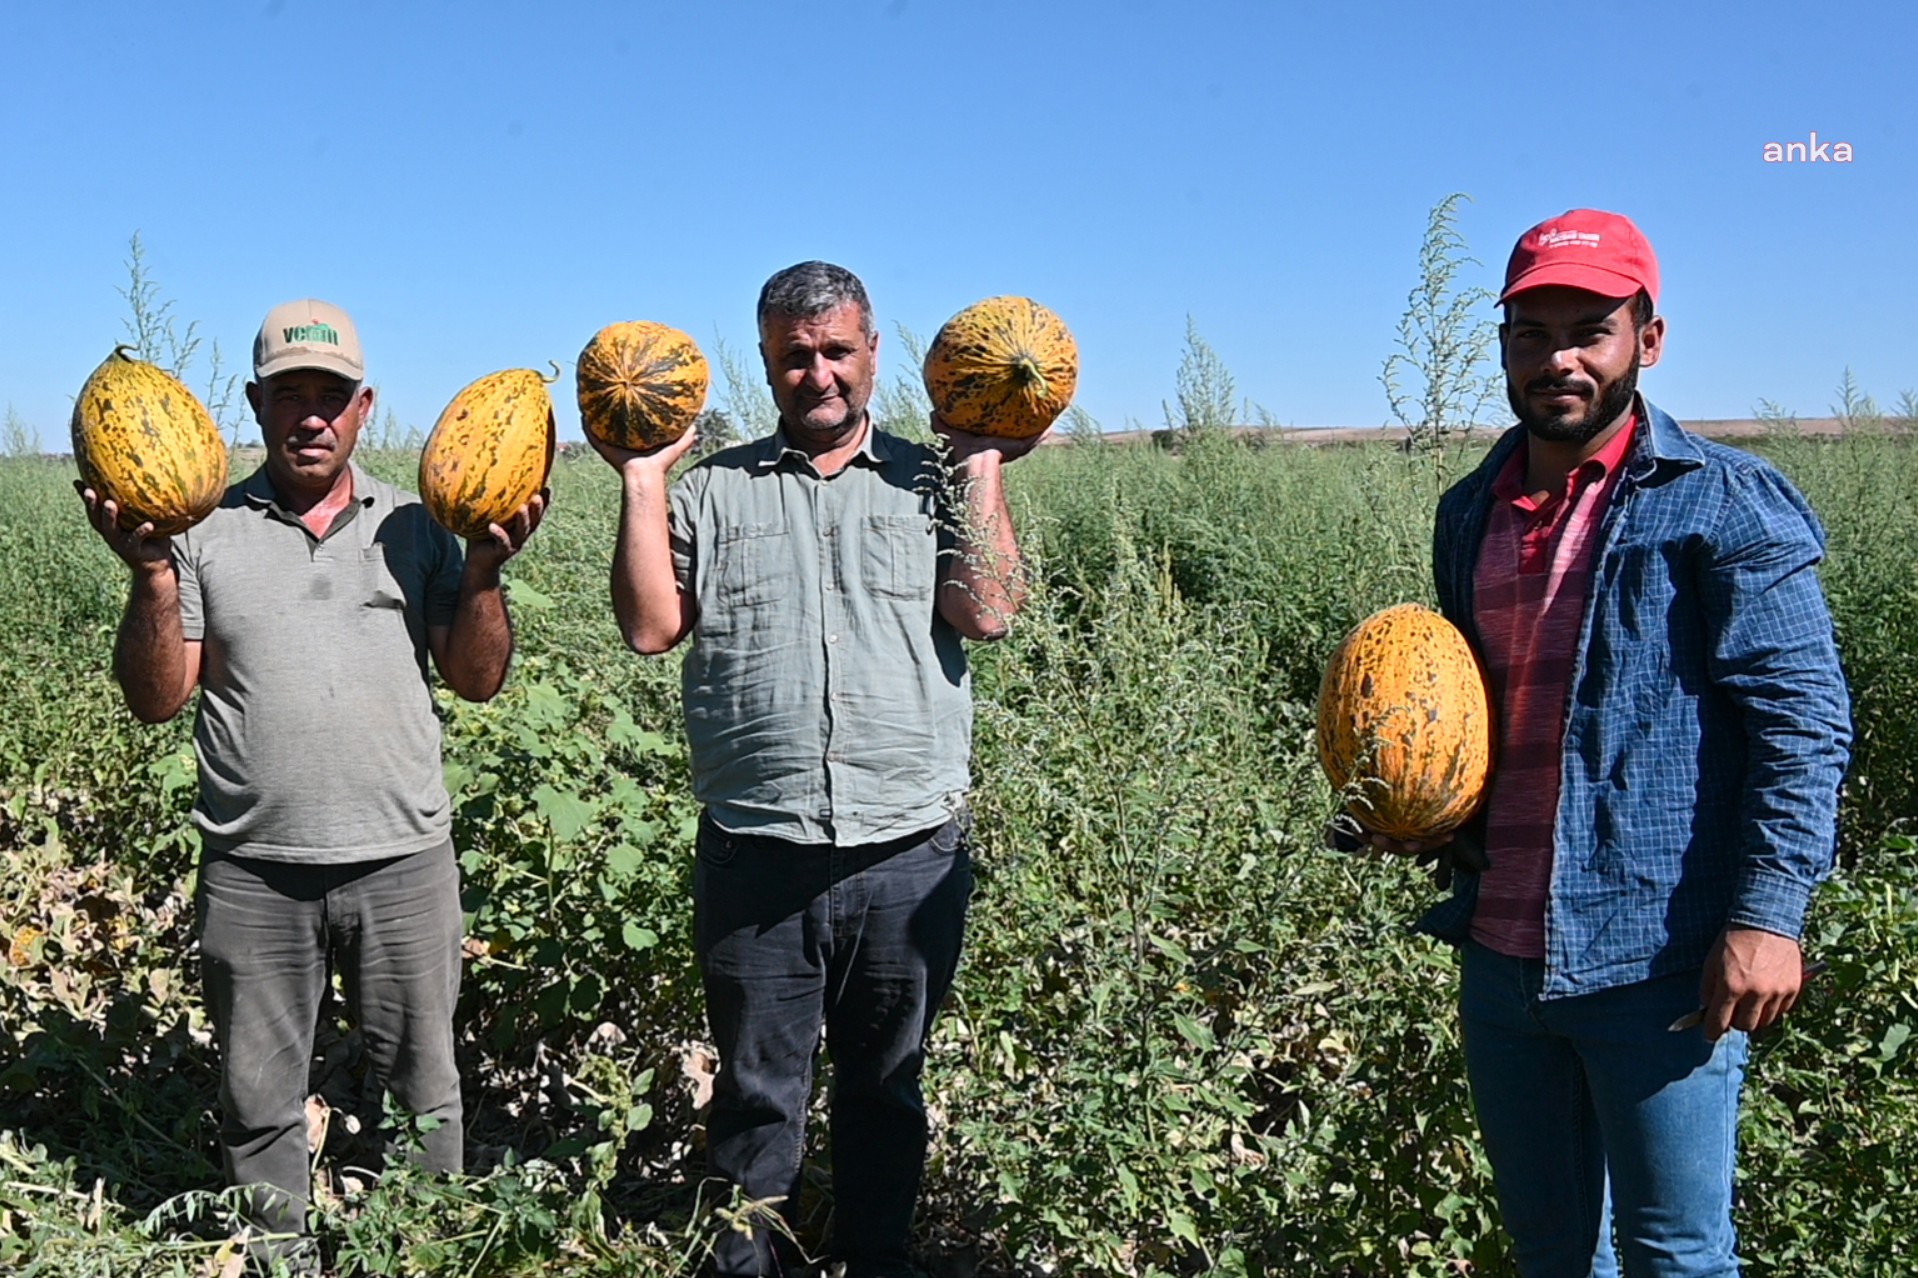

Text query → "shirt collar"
[1492,412,1639,507]
[240,460,377,519]
[753,416,889,471]
[1626,395,1706,483]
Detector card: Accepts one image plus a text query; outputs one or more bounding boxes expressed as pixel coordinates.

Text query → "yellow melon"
[70,347,228,535]
[419,368,556,539]
[922,296,1078,440]
[576,321,708,450]
[1316,603,1493,842]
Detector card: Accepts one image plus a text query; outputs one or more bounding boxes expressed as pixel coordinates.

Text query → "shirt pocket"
[859,514,936,601]
[359,545,409,611]
[711,522,792,610]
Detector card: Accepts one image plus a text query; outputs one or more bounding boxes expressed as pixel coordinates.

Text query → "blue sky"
[2,0,1910,447]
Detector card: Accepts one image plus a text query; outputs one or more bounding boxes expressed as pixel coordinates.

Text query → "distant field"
[1060,415,1879,448]
[19,415,1885,463]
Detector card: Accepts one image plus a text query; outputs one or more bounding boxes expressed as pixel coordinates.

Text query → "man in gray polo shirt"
[595,261,1035,1277]
[77,300,545,1267]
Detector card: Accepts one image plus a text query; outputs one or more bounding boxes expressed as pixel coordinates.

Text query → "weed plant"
[1742,423,1918,851]
[1379,194,1501,490]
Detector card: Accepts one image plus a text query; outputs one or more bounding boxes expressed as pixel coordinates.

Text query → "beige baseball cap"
[252,299,365,381]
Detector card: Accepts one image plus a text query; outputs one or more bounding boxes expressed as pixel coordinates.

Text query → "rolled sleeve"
[668,474,698,592]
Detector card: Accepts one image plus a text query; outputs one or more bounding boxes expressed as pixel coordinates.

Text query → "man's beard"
[1508,354,1640,445]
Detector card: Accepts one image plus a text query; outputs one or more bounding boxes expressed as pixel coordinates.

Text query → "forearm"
[1726,644,1849,939]
[1728,710,1849,938]
[114,562,192,723]
[939,454,1026,641]
[612,466,691,653]
[440,559,514,701]
[1707,475,1853,938]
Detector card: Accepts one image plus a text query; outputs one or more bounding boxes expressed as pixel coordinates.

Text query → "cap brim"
[254,352,364,382]
[1498,263,1646,306]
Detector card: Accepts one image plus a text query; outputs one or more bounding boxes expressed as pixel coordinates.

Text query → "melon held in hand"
[1316,603,1492,843]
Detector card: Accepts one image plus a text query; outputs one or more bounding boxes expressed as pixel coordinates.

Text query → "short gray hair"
[756,261,873,338]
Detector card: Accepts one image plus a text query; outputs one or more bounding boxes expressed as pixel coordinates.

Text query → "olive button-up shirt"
[668,425,970,846]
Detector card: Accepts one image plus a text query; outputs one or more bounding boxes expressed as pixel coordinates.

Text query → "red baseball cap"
[1499,209,1659,306]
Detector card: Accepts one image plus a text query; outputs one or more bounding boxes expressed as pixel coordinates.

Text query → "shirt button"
[828,634,840,644]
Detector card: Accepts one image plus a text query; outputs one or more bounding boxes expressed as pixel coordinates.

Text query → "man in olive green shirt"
[596,261,1035,1278]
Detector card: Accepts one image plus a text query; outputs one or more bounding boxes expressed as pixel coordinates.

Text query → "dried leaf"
[305,1094,330,1154]
[681,1041,718,1109]
[7,924,41,967]
[204,1234,247,1278]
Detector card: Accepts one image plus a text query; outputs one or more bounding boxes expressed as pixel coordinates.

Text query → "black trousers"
[693,811,972,1278]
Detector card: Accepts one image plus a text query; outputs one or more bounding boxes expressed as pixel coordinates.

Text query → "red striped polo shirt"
[1468,416,1637,958]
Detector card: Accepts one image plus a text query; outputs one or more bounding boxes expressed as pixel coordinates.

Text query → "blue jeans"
[693,811,972,1278]
[1459,941,1749,1278]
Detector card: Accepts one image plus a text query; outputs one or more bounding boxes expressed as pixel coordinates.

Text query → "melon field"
[2,421,1915,1276]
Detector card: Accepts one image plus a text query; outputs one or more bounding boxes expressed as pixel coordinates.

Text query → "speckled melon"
[575,321,709,450]
[419,368,556,540]
[70,347,228,535]
[1316,603,1493,842]
[922,296,1078,440]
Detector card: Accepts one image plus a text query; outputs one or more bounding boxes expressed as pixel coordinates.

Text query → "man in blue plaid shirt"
[1369,210,1851,1276]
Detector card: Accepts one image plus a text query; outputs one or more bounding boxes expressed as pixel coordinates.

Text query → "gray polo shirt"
[173,463,464,862]
[668,424,970,845]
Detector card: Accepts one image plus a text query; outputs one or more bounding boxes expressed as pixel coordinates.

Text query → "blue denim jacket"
[1416,399,1852,998]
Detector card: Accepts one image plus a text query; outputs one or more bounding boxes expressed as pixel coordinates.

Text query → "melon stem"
[1013,355,1047,392]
